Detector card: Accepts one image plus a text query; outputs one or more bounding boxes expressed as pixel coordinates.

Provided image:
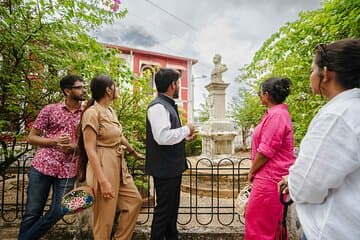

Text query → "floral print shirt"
[31,102,82,178]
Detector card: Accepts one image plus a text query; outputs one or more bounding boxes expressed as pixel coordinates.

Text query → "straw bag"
[235,184,251,220]
[61,185,94,215]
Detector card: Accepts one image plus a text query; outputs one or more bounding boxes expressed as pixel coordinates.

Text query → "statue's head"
[213,54,221,64]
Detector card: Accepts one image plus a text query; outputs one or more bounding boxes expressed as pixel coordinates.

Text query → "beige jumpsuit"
[82,102,142,240]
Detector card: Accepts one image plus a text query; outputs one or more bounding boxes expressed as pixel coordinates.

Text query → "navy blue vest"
[145,94,187,178]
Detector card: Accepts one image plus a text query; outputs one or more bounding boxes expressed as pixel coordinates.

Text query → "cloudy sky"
[94,0,322,109]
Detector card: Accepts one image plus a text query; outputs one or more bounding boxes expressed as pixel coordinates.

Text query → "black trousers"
[150,175,182,240]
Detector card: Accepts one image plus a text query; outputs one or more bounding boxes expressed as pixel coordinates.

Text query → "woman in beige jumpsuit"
[78,75,143,240]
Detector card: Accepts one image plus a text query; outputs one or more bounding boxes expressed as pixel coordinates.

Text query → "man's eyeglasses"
[71,85,87,90]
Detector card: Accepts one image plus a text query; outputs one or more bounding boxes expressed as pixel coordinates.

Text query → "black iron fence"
[1,146,250,227]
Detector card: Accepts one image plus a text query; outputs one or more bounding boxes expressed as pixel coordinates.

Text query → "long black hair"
[77,75,115,182]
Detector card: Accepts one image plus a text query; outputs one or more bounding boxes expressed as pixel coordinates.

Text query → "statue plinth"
[198,54,238,165]
[199,120,238,164]
[205,82,229,121]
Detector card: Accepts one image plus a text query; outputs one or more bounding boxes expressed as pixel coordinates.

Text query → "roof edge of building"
[101,42,198,65]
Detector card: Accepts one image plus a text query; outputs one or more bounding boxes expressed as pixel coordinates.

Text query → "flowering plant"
[112,0,121,12]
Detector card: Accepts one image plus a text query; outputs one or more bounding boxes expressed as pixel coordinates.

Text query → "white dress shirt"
[147,103,190,145]
[288,88,360,240]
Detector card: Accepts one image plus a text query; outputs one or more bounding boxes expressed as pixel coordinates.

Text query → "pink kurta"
[245,104,295,240]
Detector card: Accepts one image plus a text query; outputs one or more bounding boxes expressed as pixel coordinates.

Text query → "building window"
[141,65,155,95]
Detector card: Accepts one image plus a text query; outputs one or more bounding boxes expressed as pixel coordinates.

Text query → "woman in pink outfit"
[245,77,295,240]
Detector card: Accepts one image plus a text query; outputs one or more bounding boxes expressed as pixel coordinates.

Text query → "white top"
[288,88,360,240]
[147,103,190,145]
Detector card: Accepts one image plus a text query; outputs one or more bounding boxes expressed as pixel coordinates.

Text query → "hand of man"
[56,134,75,153]
[186,123,195,135]
[58,143,76,154]
[58,133,71,144]
[185,123,197,141]
[185,134,196,141]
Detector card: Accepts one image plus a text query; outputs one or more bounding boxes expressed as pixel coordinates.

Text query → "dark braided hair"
[260,77,291,104]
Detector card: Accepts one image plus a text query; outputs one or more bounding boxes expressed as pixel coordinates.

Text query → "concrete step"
[181,182,238,198]
[0,225,244,240]
[0,227,18,240]
[134,225,244,240]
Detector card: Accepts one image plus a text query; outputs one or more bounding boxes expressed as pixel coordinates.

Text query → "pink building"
[103,43,198,122]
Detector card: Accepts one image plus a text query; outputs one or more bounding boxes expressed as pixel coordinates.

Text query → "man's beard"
[173,88,179,99]
[73,94,87,102]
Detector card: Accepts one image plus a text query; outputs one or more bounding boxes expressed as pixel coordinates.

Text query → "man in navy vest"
[146,68,195,240]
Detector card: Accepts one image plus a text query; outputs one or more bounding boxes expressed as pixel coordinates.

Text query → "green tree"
[231,67,264,149]
[0,0,151,175]
[196,102,210,123]
[114,68,153,155]
[233,0,360,144]
[231,93,263,150]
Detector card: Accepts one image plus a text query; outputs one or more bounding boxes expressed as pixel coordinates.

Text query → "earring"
[322,67,328,82]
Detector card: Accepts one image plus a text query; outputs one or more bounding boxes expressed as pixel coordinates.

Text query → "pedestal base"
[199,120,237,160]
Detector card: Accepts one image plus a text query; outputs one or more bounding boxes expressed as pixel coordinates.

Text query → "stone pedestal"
[206,83,229,121]
[200,121,237,157]
[199,73,237,165]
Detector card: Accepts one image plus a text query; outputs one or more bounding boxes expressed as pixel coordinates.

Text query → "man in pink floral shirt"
[19,74,87,240]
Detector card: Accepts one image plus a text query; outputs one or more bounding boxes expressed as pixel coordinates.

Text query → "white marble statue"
[211,54,227,83]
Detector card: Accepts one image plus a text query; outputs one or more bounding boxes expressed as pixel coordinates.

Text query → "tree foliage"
[114,68,153,155]
[232,0,360,145]
[0,0,151,174]
[196,101,210,123]
[230,67,264,149]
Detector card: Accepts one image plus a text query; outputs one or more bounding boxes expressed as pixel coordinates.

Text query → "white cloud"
[95,0,322,109]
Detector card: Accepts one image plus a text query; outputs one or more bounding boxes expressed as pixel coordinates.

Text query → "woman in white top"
[279,39,360,240]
